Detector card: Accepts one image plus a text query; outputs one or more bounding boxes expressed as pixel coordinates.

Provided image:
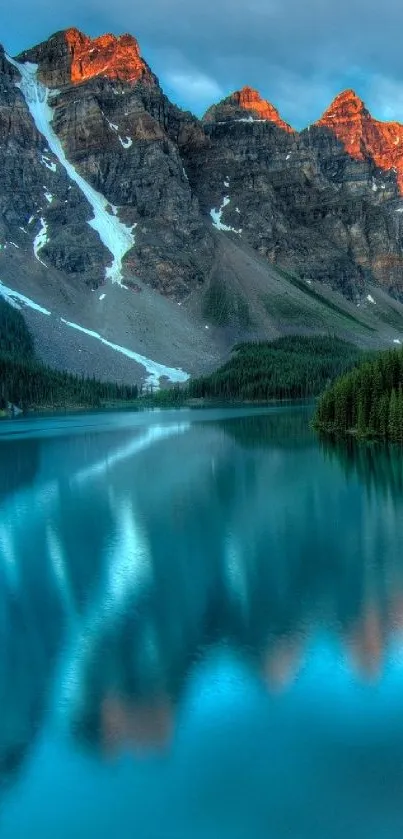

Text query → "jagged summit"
[18,27,155,88]
[314,89,369,158]
[315,88,403,192]
[64,28,151,84]
[203,85,294,131]
[319,89,367,117]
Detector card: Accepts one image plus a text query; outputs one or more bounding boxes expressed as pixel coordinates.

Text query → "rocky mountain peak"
[315,89,368,158]
[64,28,152,85]
[236,86,293,129]
[18,28,155,88]
[316,89,403,193]
[203,85,293,131]
[319,89,367,121]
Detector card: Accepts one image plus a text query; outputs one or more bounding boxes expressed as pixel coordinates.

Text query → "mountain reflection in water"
[0,407,403,836]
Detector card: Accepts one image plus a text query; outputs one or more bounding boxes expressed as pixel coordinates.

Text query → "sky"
[4,0,403,129]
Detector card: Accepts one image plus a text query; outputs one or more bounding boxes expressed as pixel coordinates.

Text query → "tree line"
[314,346,403,441]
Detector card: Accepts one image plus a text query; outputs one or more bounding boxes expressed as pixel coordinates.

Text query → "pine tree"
[398,385,403,443]
[388,389,399,441]
[356,388,367,437]
[377,394,389,439]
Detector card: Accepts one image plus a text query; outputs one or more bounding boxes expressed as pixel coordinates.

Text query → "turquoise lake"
[0,405,403,838]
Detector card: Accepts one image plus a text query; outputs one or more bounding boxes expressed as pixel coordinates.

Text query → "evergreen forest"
[314,346,403,441]
[187,336,363,402]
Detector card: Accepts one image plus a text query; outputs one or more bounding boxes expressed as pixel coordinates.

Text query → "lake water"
[0,405,403,838]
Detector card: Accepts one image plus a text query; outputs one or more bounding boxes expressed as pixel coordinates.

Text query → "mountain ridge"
[1,27,403,388]
[14,27,403,131]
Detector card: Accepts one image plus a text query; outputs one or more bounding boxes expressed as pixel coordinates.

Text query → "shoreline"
[0,396,314,421]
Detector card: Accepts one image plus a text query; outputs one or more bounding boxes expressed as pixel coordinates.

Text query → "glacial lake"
[0,405,403,838]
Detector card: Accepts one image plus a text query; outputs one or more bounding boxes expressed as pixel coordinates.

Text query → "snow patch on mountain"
[0,280,51,315]
[102,111,133,151]
[60,318,189,387]
[119,136,133,149]
[33,217,48,266]
[210,196,242,234]
[7,56,136,286]
[41,153,56,172]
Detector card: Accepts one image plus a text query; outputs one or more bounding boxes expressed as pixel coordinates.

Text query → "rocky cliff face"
[303,93,403,296]
[13,29,213,297]
[0,44,109,283]
[190,86,403,299]
[185,103,368,297]
[2,26,403,310]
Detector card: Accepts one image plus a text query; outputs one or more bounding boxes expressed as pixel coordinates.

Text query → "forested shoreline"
[314,347,403,441]
[4,296,399,428]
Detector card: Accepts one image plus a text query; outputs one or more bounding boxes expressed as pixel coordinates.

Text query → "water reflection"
[320,434,403,499]
[0,408,403,783]
[0,438,40,502]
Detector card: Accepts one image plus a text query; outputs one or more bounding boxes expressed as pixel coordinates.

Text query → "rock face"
[185,104,368,297]
[0,44,108,283]
[48,81,212,296]
[2,26,403,311]
[188,86,403,299]
[304,96,403,296]
[15,29,213,297]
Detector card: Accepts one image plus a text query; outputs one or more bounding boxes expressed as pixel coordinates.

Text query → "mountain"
[1,28,403,388]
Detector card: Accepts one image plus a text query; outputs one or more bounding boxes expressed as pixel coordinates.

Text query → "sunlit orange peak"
[234,85,293,131]
[64,28,149,84]
[316,88,403,193]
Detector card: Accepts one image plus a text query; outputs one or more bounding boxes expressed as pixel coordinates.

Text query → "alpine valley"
[2,27,403,387]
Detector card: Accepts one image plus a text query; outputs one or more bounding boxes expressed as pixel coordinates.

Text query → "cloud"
[164,70,223,113]
[367,75,403,122]
[5,0,403,126]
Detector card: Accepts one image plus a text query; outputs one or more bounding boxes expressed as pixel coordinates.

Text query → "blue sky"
[4,0,403,128]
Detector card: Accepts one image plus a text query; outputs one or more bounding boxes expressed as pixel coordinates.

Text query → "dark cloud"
[5,0,403,127]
